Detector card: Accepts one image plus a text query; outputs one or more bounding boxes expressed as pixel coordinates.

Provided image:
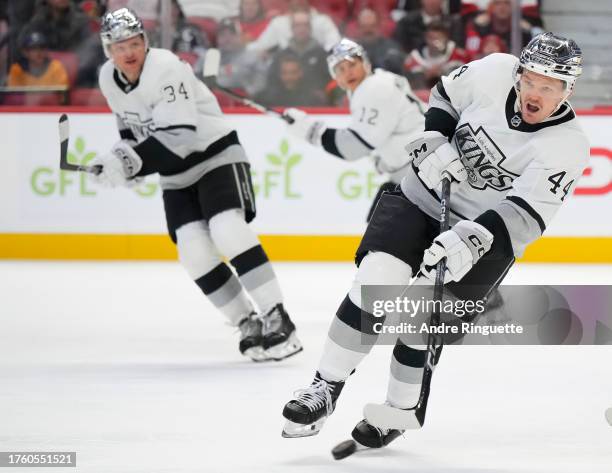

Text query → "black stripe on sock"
[336,295,381,336]
[393,340,442,367]
[230,245,269,276]
[195,263,232,295]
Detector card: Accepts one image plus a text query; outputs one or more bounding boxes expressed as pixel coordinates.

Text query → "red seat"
[343,17,395,38]
[187,17,218,46]
[177,51,198,67]
[70,88,108,106]
[3,92,65,106]
[48,51,79,87]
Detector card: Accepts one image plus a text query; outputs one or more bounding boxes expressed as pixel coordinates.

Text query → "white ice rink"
[1,261,611,472]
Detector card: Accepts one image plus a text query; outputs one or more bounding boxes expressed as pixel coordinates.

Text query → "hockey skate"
[261,304,303,361]
[282,372,346,438]
[237,313,268,362]
[331,419,404,460]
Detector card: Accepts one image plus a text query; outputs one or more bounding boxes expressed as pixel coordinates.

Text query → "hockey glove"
[408,130,467,189]
[90,141,143,188]
[283,107,326,146]
[421,220,494,283]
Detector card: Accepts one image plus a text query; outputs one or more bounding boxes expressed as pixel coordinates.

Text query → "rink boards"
[0,110,610,262]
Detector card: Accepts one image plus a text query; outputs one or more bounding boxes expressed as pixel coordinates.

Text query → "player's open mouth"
[525,103,540,113]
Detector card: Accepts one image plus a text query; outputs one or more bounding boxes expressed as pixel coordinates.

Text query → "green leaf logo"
[286,154,301,167]
[75,137,85,154]
[82,152,97,165]
[69,137,97,165]
[266,153,283,166]
[280,139,289,156]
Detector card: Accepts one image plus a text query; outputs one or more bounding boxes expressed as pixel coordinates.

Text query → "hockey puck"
[332,439,357,460]
[605,408,612,426]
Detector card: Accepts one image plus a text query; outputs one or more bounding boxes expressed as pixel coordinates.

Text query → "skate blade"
[266,332,303,361]
[364,403,422,430]
[281,417,325,438]
[243,346,273,362]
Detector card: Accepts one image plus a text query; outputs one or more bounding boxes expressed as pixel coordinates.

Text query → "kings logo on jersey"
[121,111,156,140]
[454,123,519,192]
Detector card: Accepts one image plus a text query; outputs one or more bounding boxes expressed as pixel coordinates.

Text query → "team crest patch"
[121,111,155,139]
[454,123,519,192]
[511,114,522,127]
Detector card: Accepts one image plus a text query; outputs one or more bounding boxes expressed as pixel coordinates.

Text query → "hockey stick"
[58,114,102,174]
[201,49,294,123]
[362,174,452,430]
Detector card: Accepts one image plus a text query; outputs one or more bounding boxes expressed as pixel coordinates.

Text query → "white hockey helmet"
[100,8,149,58]
[516,32,583,93]
[326,38,371,79]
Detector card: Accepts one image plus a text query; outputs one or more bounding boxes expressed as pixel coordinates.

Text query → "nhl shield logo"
[511,114,522,127]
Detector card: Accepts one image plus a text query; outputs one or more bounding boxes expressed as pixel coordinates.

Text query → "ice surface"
[1,261,611,472]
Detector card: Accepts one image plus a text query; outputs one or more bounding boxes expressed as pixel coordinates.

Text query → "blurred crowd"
[0,0,544,106]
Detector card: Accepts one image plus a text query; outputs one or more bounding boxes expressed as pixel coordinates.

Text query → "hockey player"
[281,32,588,447]
[282,38,426,222]
[90,8,303,362]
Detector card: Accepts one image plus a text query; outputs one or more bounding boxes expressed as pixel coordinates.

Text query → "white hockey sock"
[210,210,283,313]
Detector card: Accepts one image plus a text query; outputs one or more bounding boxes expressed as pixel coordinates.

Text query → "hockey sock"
[386,341,427,409]
[176,220,254,326]
[210,209,283,312]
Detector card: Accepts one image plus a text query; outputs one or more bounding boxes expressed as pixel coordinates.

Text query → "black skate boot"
[351,419,403,448]
[238,313,267,362]
[282,371,346,438]
[261,303,303,361]
[331,418,404,460]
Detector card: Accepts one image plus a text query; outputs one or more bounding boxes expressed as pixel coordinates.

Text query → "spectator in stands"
[239,0,269,43]
[476,33,507,59]
[268,10,328,91]
[149,0,209,54]
[404,20,466,89]
[351,7,404,74]
[215,17,268,96]
[393,0,464,53]
[256,51,325,106]
[247,0,340,53]
[21,0,91,52]
[1,0,37,64]
[465,0,534,59]
[7,31,68,87]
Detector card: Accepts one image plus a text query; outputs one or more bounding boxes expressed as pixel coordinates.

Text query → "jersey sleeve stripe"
[155,125,197,132]
[424,108,459,140]
[505,196,546,233]
[436,81,451,103]
[348,128,375,150]
[321,128,343,158]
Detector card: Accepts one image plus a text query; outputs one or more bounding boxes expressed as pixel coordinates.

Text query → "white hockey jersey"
[401,53,590,256]
[99,48,247,189]
[322,69,426,183]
